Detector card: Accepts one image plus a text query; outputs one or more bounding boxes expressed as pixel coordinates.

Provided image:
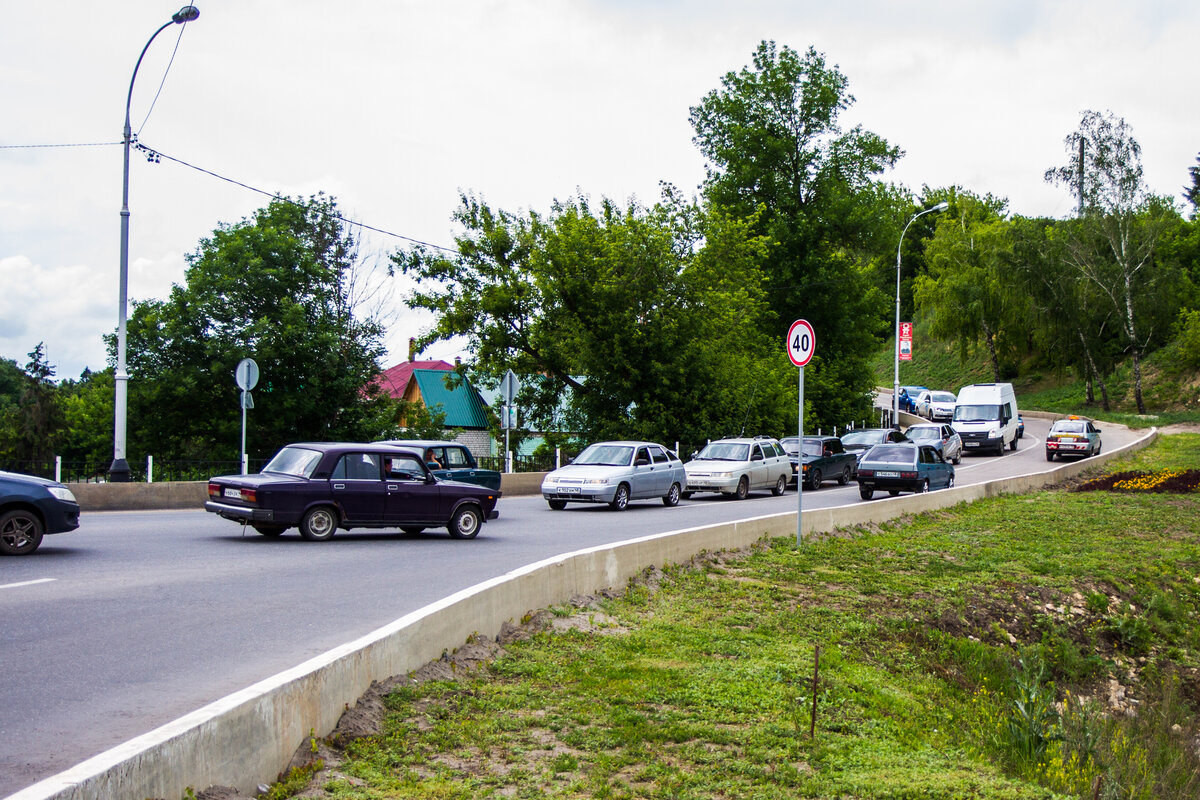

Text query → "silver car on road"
[541,441,686,511]
[683,436,791,500]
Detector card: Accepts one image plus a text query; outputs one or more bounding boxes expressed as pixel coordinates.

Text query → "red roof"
[374,359,454,399]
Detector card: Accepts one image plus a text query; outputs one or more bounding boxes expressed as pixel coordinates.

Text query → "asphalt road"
[0,416,1137,796]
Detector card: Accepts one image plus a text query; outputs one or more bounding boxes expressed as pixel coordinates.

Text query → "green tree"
[0,344,68,463]
[689,41,901,425]
[914,190,1027,382]
[1045,111,1185,413]
[58,368,117,468]
[1185,152,1199,217]
[121,194,394,461]
[395,190,793,448]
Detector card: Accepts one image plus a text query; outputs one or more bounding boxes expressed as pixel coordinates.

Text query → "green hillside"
[871,319,1200,428]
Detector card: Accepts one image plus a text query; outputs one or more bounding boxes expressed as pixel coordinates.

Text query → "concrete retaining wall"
[12,429,1158,800]
[70,472,551,512]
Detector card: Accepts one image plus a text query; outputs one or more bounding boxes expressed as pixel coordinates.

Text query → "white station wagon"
[683,436,791,500]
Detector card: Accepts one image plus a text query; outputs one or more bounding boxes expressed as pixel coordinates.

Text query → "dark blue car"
[855,443,955,500]
[1,470,81,555]
[205,442,501,541]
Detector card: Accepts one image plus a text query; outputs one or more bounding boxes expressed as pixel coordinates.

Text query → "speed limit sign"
[787,319,815,367]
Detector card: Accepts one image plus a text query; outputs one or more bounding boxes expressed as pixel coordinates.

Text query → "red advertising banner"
[899,322,913,361]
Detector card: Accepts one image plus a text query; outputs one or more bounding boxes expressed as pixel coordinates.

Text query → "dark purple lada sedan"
[205,442,500,541]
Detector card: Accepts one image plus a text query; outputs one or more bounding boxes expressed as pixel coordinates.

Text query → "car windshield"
[801,440,826,457]
[780,438,800,455]
[953,404,1002,422]
[864,444,916,464]
[574,444,634,467]
[907,427,940,441]
[841,430,885,446]
[262,446,323,477]
[697,442,751,461]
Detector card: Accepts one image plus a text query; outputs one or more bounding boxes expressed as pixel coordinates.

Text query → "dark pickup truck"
[782,435,859,490]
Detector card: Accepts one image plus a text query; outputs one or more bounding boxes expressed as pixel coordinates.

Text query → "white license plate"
[877,471,900,478]
[563,487,580,494]
[223,488,241,499]
[965,442,979,447]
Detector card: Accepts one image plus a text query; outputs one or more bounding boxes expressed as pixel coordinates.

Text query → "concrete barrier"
[11,428,1158,800]
[69,472,551,512]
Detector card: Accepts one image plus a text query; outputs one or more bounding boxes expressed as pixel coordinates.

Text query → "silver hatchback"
[541,441,686,511]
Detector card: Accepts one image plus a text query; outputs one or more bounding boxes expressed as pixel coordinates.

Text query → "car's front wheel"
[253,525,286,537]
[449,506,482,539]
[806,469,822,491]
[609,484,630,511]
[663,483,681,506]
[0,509,44,555]
[771,475,787,496]
[859,486,873,501]
[299,506,338,541]
[733,476,749,501]
[547,499,568,510]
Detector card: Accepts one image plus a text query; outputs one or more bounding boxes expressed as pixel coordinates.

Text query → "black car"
[783,436,858,489]
[205,442,501,541]
[0,470,81,555]
[374,439,501,490]
[840,428,908,464]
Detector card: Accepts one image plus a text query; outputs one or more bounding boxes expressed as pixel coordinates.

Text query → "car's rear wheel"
[547,499,567,510]
[253,525,285,537]
[401,526,425,535]
[919,479,930,493]
[859,486,873,501]
[888,489,900,496]
[299,506,338,541]
[680,490,693,500]
[771,475,787,496]
[1046,451,1055,462]
[449,506,482,539]
[952,451,961,465]
[734,476,749,500]
[663,483,681,506]
[837,466,851,486]
[806,469,822,491]
[609,484,630,511]
[1009,436,1017,451]
[0,509,44,555]
[947,474,955,488]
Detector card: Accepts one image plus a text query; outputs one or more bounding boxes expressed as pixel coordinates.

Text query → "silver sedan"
[541,441,686,511]
[904,423,963,465]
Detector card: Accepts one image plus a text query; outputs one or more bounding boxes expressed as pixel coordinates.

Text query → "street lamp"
[110,6,200,482]
[892,200,948,426]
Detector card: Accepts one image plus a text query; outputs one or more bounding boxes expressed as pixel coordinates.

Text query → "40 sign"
[787,319,816,367]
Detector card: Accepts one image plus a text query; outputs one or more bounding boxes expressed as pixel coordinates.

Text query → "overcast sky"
[3,0,1197,381]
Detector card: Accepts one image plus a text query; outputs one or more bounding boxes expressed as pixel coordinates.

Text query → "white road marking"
[0,578,56,591]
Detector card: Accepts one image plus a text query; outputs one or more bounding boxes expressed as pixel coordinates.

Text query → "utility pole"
[1077,137,1086,216]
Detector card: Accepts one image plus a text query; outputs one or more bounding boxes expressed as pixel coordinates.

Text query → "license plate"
[877,471,900,478]
[223,488,241,499]
[563,487,580,494]
[965,442,979,447]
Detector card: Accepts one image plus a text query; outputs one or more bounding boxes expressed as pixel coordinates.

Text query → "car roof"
[287,442,426,455]
[584,440,670,448]
[376,439,462,448]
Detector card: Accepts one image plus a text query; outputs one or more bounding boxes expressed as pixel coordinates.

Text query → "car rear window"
[865,445,916,464]
[262,446,323,477]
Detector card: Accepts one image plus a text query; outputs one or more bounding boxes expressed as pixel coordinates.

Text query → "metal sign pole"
[797,365,804,545]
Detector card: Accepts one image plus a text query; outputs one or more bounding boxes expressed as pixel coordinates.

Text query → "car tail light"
[857,469,873,477]
[241,488,257,504]
[208,482,220,498]
[901,471,917,479]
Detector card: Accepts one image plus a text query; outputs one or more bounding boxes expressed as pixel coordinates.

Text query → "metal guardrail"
[0,459,271,484]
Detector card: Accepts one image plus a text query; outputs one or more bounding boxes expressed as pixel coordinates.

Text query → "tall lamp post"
[110,6,200,482]
[892,201,948,426]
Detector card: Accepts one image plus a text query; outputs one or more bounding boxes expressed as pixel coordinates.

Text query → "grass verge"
[257,436,1200,800]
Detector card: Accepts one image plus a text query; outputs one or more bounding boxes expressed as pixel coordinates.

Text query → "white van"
[952,383,1019,455]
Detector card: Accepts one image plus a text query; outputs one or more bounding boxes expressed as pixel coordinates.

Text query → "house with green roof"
[398,368,494,456]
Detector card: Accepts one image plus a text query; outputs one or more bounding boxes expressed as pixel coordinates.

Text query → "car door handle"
[387,484,399,490]
[333,483,346,489]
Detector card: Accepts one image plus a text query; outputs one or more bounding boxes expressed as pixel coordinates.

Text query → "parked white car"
[683,436,791,500]
[915,390,958,421]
